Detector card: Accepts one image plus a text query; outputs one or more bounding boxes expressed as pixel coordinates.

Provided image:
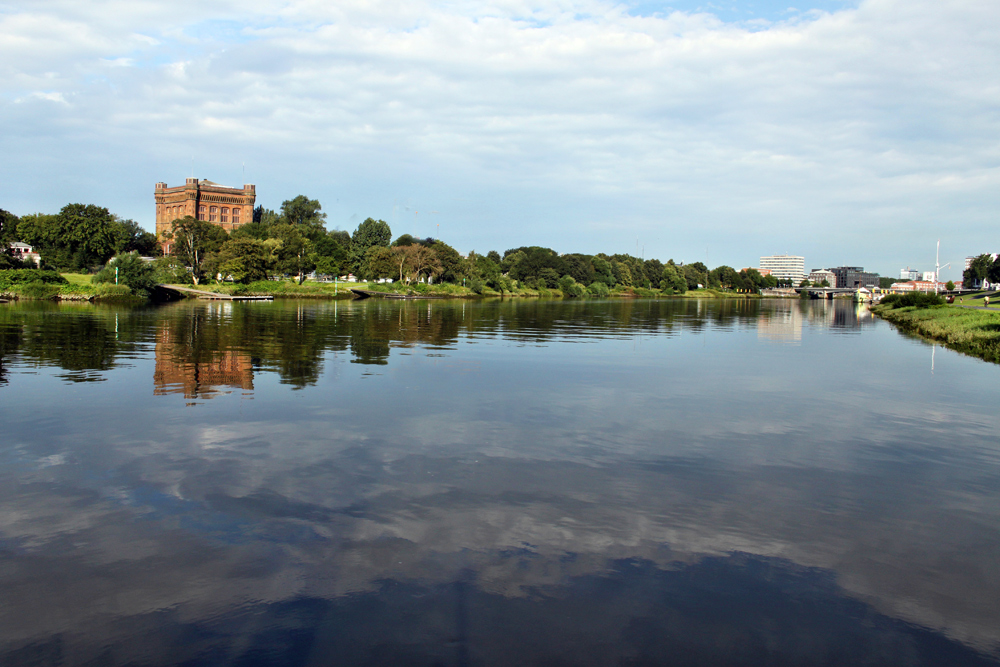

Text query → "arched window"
[209,206,218,222]
[232,208,240,225]
[221,207,229,223]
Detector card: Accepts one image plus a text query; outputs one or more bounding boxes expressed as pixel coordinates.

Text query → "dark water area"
[1,297,999,666]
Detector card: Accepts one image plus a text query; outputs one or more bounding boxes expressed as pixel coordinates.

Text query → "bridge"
[793,287,865,300]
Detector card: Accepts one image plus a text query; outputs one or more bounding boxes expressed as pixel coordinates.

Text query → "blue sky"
[1,0,996,279]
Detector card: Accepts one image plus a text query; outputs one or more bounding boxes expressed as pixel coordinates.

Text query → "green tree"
[0,208,18,246]
[945,280,956,291]
[351,218,392,275]
[113,217,160,256]
[253,206,280,226]
[279,195,327,240]
[311,229,351,278]
[392,244,442,285]
[612,260,633,287]
[431,240,465,283]
[361,246,397,281]
[211,238,274,284]
[661,263,686,293]
[164,216,228,284]
[271,223,315,283]
[591,256,615,286]
[18,204,119,270]
[563,254,596,286]
[92,252,158,296]
[963,254,993,288]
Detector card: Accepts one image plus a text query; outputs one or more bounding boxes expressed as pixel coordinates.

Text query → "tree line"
[1,196,795,295]
[963,253,1000,288]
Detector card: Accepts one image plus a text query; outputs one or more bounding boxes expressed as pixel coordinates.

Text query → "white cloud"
[1,0,998,275]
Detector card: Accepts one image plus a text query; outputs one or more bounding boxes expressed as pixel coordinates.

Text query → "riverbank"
[871,303,1000,363]
[1,271,786,303]
[178,281,768,301]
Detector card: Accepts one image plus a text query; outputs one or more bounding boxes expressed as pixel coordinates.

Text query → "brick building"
[154,178,256,253]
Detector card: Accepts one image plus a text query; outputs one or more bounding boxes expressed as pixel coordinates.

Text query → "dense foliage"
[963,253,1000,289]
[15,204,158,271]
[5,194,800,297]
[92,253,158,297]
[879,292,945,308]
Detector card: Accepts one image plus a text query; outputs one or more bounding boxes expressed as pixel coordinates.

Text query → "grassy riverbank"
[1,270,781,303]
[872,303,1000,363]
[186,280,756,300]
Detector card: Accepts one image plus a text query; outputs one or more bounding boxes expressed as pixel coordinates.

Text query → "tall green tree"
[164,216,228,284]
[271,223,315,283]
[360,246,396,281]
[0,208,18,245]
[210,238,275,284]
[430,240,466,283]
[17,204,119,270]
[350,218,392,275]
[279,195,327,240]
[964,254,993,288]
[113,217,160,256]
[311,230,351,278]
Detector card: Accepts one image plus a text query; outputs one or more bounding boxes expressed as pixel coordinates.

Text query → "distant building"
[891,280,941,293]
[829,266,879,289]
[807,269,836,286]
[900,267,920,280]
[921,271,936,282]
[155,179,256,254]
[9,242,40,266]
[965,254,998,271]
[759,255,805,285]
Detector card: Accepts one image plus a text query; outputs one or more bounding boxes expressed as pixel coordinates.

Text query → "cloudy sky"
[1,0,996,278]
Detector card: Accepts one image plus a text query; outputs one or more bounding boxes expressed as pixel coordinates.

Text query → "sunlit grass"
[873,304,1000,363]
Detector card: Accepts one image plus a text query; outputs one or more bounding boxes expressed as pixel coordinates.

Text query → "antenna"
[934,240,951,294]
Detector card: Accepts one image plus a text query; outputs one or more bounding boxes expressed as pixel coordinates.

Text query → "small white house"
[10,242,40,266]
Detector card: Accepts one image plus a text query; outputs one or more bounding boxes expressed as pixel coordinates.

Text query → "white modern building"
[900,267,920,280]
[760,254,805,285]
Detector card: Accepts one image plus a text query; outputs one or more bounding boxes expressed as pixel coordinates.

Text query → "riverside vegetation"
[2,197,793,302]
[872,291,1000,364]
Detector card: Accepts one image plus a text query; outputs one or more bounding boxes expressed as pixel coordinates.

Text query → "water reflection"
[0,298,998,665]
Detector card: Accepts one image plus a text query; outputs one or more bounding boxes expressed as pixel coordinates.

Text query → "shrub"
[467,276,485,294]
[95,283,134,299]
[587,281,610,297]
[558,274,584,297]
[881,292,945,308]
[0,269,68,290]
[15,280,60,299]
[151,256,193,285]
[93,253,157,296]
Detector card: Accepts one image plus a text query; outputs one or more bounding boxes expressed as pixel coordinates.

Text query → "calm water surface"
[1,298,999,666]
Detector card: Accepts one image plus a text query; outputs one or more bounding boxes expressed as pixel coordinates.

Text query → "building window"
[221,207,229,223]
[209,206,218,222]
[232,208,240,225]
[199,205,206,220]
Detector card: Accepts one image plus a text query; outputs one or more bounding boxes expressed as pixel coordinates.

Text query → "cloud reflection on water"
[0,298,998,665]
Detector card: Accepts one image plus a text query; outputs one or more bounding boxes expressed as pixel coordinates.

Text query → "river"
[1,297,998,666]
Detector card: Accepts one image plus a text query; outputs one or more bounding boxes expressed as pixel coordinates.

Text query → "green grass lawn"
[872,303,1000,363]
[59,273,93,286]
[952,291,1000,309]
